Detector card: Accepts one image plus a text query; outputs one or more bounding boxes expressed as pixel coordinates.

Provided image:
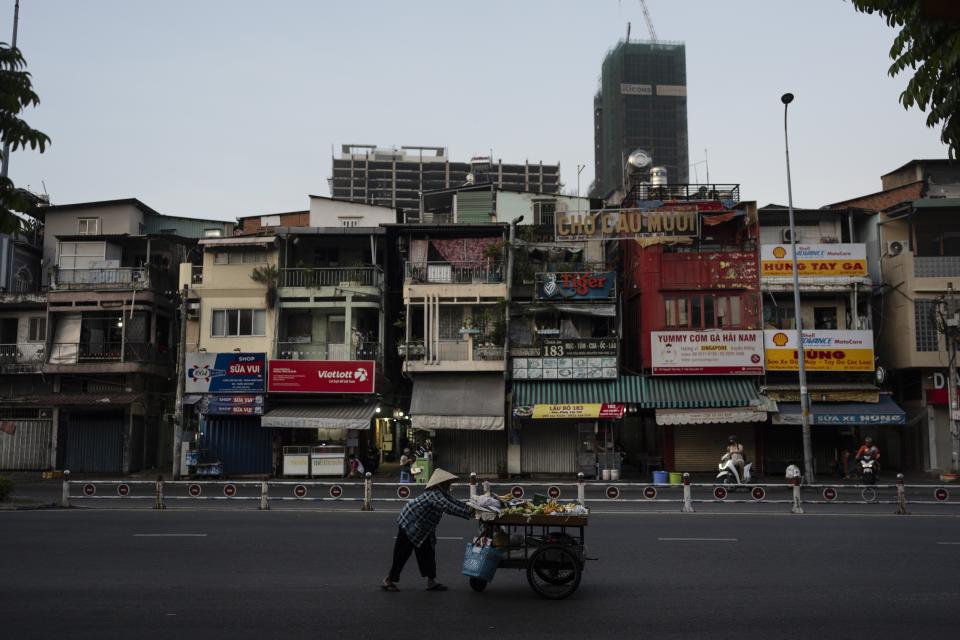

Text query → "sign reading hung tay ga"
[536,272,616,300]
[764,330,874,372]
[761,244,868,277]
[554,206,700,241]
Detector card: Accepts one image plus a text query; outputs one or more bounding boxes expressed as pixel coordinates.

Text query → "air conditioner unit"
[886,240,904,257]
[185,300,201,319]
[782,228,801,243]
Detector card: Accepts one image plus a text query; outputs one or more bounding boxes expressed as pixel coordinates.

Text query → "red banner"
[268,360,376,394]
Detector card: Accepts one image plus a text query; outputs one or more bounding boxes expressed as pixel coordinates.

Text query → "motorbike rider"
[853,436,880,477]
[726,435,746,479]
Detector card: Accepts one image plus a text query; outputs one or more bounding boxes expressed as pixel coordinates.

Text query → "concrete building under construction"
[329,145,562,213]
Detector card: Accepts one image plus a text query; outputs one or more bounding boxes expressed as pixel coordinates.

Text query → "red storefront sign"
[268,360,376,394]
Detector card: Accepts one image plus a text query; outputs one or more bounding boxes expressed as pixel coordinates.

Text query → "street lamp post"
[781,92,815,484]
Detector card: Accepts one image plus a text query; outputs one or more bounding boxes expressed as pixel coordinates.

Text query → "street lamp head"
[781,93,794,105]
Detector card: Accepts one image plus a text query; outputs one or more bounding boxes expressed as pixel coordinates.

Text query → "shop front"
[408,374,505,476]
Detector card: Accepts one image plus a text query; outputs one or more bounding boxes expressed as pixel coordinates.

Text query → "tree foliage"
[851,0,960,157]
[0,43,50,233]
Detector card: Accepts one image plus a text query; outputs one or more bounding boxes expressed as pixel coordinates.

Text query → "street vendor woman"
[382,468,473,592]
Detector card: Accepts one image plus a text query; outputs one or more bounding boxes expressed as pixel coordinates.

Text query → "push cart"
[467,514,588,600]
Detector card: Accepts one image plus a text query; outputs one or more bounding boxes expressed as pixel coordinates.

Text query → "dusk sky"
[6,0,949,221]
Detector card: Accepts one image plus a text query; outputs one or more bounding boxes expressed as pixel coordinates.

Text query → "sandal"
[381,581,399,592]
[426,583,448,591]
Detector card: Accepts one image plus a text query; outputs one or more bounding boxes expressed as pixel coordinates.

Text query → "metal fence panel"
[0,419,52,470]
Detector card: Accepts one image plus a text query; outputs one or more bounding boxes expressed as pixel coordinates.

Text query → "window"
[211,249,267,265]
[338,217,361,228]
[58,241,106,269]
[814,307,838,330]
[204,228,223,238]
[665,294,746,329]
[211,309,266,337]
[77,218,99,235]
[28,317,45,342]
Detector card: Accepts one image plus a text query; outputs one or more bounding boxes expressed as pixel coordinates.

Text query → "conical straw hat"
[425,468,459,489]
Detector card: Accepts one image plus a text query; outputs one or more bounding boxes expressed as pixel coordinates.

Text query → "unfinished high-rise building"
[329,145,561,213]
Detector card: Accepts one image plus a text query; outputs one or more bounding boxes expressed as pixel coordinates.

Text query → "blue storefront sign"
[772,397,906,426]
[204,395,264,416]
[535,272,616,300]
[185,352,266,393]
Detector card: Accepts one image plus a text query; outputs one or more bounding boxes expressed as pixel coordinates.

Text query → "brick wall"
[829,181,924,211]
[238,211,309,234]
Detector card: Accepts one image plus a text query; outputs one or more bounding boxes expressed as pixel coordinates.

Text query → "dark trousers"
[388,527,436,581]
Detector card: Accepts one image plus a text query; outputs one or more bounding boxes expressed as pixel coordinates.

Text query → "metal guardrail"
[61,473,957,514]
[404,261,503,284]
[280,266,383,288]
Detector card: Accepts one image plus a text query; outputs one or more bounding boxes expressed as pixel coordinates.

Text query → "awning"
[199,236,277,247]
[261,404,375,430]
[656,407,767,426]
[410,375,504,430]
[513,376,762,409]
[524,304,616,317]
[772,396,906,426]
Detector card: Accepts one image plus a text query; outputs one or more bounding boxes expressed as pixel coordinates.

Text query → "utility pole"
[1,0,21,179]
[941,283,960,473]
[172,285,188,479]
[781,92,815,484]
[576,165,585,199]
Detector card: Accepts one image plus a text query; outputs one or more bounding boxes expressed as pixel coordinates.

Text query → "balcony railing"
[404,262,503,284]
[0,344,44,373]
[398,339,503,362]
[47,342,171,365]
[275,340,381,362]
[914,255,960,278]
[280,266,383,288]
[629,183,741,203]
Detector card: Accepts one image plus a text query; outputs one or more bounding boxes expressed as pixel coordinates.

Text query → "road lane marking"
[133,533,207,537]
[937,542,960,545]
[658,537,738,542]
[392,536,463,540]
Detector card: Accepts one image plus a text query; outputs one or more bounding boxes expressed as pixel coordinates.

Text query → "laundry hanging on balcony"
[409,374,505,430]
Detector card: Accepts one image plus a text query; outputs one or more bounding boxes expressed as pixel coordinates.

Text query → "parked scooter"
[717,452,752,485]
[858,454,878,485]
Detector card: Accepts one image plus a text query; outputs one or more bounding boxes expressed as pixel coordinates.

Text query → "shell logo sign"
[761,244,867,277]
[763,330,874,371]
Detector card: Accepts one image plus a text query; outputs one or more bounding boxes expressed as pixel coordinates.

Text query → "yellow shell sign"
[761,244,867,277]
[763,330,874,371]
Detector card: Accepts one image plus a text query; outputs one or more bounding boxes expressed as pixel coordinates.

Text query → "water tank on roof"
[650,166,668,186]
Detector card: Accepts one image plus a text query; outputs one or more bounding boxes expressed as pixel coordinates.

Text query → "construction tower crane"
[639,0,657,43]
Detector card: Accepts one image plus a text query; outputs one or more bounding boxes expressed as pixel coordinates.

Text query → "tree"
[851,1,960,158]
[0,43,50,233]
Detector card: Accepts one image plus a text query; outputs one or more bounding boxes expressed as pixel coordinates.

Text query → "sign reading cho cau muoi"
[555,206,700,241]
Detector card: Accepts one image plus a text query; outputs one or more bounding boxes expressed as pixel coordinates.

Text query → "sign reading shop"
[555,206,701,241]
[268,360,376,394]
[185,352,266,393]
[536,272,615,300]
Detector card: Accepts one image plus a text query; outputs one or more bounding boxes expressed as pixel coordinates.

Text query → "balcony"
[275,340,381,362]
[280,266,383,289]
[51,267,173,292]
[404,262,503,284]
[400,338,505,373]
[47,342,172,366]
[629,183,741,203]
[0,343,44,374]
[660,250,758,290]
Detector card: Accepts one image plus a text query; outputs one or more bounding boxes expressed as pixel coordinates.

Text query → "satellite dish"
[627,149,652,170]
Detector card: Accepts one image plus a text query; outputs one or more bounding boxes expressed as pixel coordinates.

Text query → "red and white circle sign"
[82,483,96,497]
[293,484,307,498]
[823,487,837,501]
[751,487,766,501]
[329,485,343,498]
[606,486,620,499]
[397,485,411,499]
[188,484,202,497]
[713,487,728,500]
[643,486,657,499]
[511,486,524,499]
[547,486,561,499]
[116,483,130,497]
[223,483,237,498]
[935,488,949,502]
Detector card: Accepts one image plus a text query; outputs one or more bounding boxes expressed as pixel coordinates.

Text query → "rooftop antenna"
[626,21,631,41]
[639,0,657,43]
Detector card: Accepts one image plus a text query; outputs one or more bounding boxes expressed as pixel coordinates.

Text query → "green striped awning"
[513,376,762,409]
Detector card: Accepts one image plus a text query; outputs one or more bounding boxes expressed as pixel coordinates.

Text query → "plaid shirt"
[398,488,472,548]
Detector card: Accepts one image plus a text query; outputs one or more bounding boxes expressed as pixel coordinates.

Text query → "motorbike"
[858,454,878,485]
[717,452,752,485]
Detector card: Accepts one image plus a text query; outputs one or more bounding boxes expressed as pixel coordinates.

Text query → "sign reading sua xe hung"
[185,353,266,393]
[555,206,700,241]
[761,244,867,277]
[651,331,764,375]
[763,330,874,371]
[512,404,626,420]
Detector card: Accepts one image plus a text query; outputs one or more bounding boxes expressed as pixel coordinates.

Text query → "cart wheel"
[469,577,487,592]
[526,546,582,600]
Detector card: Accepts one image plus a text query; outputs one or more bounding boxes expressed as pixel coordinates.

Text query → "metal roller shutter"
[203,416,272,476]
[520,424,578,474]
[674,425,756,473]
[0,419,53,470]
[436,430,505,476]
[61,412,124,474]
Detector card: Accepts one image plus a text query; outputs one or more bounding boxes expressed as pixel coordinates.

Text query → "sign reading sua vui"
[761,244,867,277]
[650,331,764,375]
[763,330,874,371]
[185,353,266,393]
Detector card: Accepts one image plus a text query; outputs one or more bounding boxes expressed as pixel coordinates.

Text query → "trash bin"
[669,472,683,485]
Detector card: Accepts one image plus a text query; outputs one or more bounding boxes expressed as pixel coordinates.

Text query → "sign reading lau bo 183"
[761,244,867,277]
[555,207,700,241]
[650,331,764,375]
[763,330,874,371]
[512,404,626,420]
[185,353,266,393]
[268,360,375,394]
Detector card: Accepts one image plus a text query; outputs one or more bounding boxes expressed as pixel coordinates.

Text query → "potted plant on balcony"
[250,264,280,308]
[459,316,482,337]
[483,242,504,283]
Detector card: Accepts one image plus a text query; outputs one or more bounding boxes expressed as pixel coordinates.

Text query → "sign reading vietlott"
[555,207,700,241]
[761,244,867,277]
[650,331,764,375]
[763,330,874,371]
[513,404,625,420]
[185,352,266,393]
[536,272,616,300]
[268,360,376,394]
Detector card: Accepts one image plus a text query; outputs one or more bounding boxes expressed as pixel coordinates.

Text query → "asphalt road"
[1,509,958,640]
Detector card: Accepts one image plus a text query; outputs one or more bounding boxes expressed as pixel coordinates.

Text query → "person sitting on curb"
[382,468,473,592]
